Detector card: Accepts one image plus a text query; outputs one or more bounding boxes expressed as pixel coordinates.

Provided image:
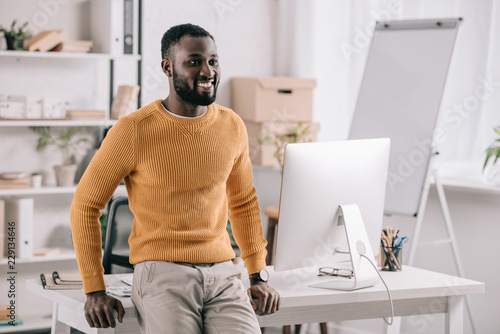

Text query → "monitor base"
[309,204,379,291]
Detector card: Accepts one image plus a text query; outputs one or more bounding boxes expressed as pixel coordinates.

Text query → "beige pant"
[131,258,261,334]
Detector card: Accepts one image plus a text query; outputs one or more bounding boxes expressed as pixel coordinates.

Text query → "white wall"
[1,1,499,333]
[140,0,275,107]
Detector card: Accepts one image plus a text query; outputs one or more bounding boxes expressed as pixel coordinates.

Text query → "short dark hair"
[161,23,215,60]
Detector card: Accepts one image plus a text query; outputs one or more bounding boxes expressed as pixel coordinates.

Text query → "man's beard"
[172,67,218,106]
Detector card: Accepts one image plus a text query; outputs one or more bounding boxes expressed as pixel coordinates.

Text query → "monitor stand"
[309,204,379,291]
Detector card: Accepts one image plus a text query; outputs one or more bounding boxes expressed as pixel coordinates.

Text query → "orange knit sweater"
[70,100,267,293]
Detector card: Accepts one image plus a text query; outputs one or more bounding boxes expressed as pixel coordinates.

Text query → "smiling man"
[70,24,280,333]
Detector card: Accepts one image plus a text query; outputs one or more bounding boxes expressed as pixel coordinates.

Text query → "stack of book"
[51,40,93,53]
[0,173,29,189]
[33,247,61,257]
[24,30,68,52]
[66,109,106,120]
[40,271,83,290]
[0,307,22,327]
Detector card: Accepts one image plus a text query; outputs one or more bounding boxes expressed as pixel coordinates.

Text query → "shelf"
[0,184,127,196]
[435,161,500,195]
[0,250,77,265]
[0,186,77,196]
[440,177,500,195]
[0,50,141,61]
[0,312,52,333]
[0,119,117,127]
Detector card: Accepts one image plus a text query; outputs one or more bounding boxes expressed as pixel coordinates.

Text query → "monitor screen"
[274,138,390,275]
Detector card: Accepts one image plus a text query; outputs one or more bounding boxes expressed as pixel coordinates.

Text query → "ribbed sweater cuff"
[244,251,267,275]
[83,275,106,294]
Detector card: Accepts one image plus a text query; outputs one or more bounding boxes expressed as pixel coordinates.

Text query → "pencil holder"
[380,246,402,271]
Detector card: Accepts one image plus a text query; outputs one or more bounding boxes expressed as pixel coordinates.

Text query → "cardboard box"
[245,121,320,167]
[232,77,316,122]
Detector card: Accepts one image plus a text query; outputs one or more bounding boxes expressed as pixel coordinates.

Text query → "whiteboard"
[349,18,460,216]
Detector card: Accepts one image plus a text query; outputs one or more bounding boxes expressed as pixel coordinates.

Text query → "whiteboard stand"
[407,164,476,334]
[345,17,474,332]
[407,151,440,266]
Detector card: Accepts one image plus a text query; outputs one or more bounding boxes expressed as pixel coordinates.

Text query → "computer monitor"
[273,138,390,290]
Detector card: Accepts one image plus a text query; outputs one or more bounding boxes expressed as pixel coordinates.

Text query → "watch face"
[260,269,269,282]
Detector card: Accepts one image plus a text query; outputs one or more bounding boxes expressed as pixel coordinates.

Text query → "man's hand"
[247,282,280,316]
[84,290,125,328]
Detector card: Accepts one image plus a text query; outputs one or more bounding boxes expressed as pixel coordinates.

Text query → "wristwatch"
[249,269,269,283]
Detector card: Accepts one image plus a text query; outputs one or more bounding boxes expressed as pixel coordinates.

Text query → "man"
[70,23,280,333]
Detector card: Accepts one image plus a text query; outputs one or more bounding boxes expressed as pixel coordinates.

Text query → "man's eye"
[209,59,218,66]
[188,60,200,65]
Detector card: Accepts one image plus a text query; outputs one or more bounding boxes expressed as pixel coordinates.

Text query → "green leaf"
[31,126,91,165]
[483,149,493,170]
[484,147,500,170]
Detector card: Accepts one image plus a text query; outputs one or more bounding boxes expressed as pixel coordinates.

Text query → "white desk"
[26,266,483,334]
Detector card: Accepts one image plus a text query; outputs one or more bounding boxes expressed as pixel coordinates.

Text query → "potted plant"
[0,20,31,50]
[483,126,500,185]
[258,122,312,168]
[31,127,91,187]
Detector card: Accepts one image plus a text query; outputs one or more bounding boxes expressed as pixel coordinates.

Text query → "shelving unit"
[0,119,117,127]
[0,50,111,60]
[0,50,141,61]
[0,50,142,119]
[0,1,142,331]
[0,184,126,197]
[0,313,52,333]
[0,250,76,265]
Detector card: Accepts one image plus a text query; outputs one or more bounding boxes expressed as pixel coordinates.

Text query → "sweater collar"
[155,99,214,125]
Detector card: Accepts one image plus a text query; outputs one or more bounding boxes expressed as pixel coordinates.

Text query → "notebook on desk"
[52,271,82,285]
[40,273,83,290]
[121,274,133,286]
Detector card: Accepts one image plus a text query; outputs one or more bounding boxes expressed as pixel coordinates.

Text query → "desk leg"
[51,303,71,334]
[446,296,464,334]
[54,302,116,334]
[383,316,401,334]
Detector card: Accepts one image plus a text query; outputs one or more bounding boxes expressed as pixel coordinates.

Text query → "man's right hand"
[84,290,125,328]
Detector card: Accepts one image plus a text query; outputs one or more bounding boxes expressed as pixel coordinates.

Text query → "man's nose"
[200,62,215,77]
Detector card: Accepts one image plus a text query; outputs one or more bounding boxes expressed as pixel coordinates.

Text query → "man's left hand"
[247,282,280,315]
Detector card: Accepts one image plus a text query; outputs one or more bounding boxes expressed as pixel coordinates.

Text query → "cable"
[335,247,394,325]
[359,253,394,326]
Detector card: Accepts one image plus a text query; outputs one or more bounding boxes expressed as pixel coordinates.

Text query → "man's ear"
[162,59,173,77]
